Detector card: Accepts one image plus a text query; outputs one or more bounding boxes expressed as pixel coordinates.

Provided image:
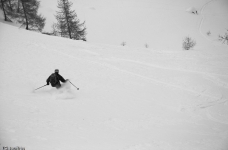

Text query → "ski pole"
[69,81,79,90]
[34,85,47,91]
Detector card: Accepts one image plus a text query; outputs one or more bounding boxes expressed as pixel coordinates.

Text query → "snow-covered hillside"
[1,19,228,150]
[1,0,228,149]
[38,0,228,48]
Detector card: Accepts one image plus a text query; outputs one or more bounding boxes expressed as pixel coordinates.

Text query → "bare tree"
[121,41,126,46]
[207,31,211,36]
[51,23,58,36]
[182,36,196,50]
[145,43,149,48]
[219,30,228,45]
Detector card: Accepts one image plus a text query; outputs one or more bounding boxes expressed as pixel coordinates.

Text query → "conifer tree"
[0,0,19,21]
[0,0,15,21]
[17,0,46,31]
[0,0,8,21]
[4,0,14,11]
[55,0,86,40]
[17,0,20,13]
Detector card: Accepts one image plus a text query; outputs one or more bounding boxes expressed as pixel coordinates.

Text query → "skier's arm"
[58,74,66,83]
[46,76,50,85]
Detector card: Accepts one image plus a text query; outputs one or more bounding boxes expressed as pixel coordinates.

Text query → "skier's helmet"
[55,69,59,73]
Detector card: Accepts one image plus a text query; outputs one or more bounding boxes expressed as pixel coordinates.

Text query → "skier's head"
[55,69,59,73]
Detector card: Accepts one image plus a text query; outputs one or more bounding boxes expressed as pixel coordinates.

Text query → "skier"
[46,69,68,89]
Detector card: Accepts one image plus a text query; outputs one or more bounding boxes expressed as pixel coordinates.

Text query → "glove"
[47,82,49,85]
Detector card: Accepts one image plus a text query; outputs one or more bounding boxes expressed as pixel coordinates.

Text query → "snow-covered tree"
[55,0,86,40]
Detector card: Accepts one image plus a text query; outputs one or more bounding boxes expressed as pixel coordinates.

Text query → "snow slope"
[1,20,228,150]
[38,0,228,48]
[1,0,228,149]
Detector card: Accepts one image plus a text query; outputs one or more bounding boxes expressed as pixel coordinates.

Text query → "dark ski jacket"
[46,72,66,88]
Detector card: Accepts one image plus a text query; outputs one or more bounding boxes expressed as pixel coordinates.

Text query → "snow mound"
[186,7,198,14]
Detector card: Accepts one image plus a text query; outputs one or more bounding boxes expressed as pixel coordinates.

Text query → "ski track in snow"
[198,0,217,42]
[20,39,228,130]
[206,108,228,125]
[40,43,228,113]
[106,57,228,89]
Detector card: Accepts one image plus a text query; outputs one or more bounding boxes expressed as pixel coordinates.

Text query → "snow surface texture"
[0,0,228,150]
